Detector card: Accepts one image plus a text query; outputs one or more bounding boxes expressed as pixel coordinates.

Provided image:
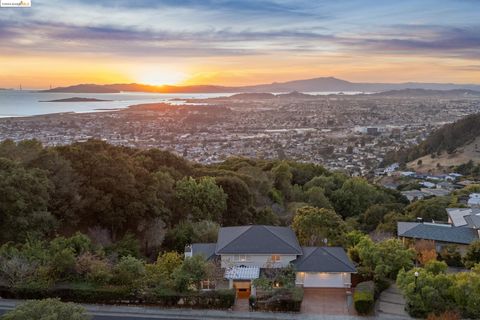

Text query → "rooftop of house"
[215,225,302,255]
[189,243,217,261]
[293,247,356,273]
[397,221,479,245]
[447,207,480,228]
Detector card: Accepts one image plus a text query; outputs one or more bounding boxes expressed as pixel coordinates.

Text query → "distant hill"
[44,84,121,93]
[276,91,317,99]
[42,77,480,94]
[372,88,480,97]
[385,113,480,170]
[226,92,276,99]
[39,97,112,102]
[217,91,316,100]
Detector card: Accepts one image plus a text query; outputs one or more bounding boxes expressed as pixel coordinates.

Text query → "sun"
[135,69,187,86]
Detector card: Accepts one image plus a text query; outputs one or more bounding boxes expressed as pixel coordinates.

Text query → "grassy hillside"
[385,113,480,168]
[408,135,480,173]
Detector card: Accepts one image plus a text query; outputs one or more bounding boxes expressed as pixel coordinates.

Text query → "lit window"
[271,255,281,262]
[234,255,249,262]
[201,279,216,290]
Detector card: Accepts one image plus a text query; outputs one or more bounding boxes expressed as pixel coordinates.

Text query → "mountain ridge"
[41,77,480,93]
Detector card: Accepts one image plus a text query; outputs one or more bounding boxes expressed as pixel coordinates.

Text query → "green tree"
[451,269,480,318]
[112,255,145,286]
[175,177,227,222]
[463,240,480,269]
[163,222,194,252]
[173,255,209,292]
[404,196,450,222]
[215,176,253,225]
[397,268,455,318]
[272,162,293,200]
[332,178,380,218]
[356,237,415,281]
[292,206,346,246]
[1,299,89,320]
[304,172,347,197]
[106,232,141,258]
[191,220,220,243]
[305,186,333,209]
[0,158,55,242]
[57,140,166,239]
[252,207,280,225]
[145,251,183,287]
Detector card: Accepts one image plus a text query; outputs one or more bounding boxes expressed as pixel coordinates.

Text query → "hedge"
[354,281,375,315]
[255,287,303,312]
[0,286,235,309]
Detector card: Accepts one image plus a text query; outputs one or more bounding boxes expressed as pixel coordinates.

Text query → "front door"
[234,281,251,299]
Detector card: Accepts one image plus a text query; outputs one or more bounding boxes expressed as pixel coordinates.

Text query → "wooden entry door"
[234,281,251,299]
[236,287,251,299]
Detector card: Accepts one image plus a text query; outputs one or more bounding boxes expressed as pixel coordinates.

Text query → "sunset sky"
[0,0,479,89]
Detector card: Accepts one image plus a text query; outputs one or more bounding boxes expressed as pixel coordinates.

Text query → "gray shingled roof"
[446,208,480,228]
[191,243,217,260]
[215,225,302,255]
[293,247,356,273]
[397,222,478,245]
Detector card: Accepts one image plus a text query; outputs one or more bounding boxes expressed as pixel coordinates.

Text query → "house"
[420,188,450,198]
[397,221,479,254]
[468,193,480,207]
[447,207,480,228]
[401,190,426,202]
[185,225,356,298]
[420,181,436,188]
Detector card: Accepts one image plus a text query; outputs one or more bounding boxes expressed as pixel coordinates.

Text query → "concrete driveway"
[301,288,355,315]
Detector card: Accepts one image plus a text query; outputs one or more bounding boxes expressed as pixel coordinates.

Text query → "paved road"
[1,308,194,319]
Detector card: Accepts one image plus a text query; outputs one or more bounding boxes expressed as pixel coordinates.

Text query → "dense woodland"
[0,139,412,253]
[1,139,480,318]
[384,112,480,165]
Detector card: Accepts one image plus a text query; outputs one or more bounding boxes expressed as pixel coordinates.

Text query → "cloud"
[1,1,479,61]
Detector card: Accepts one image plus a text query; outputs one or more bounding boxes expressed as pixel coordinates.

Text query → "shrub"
[439,245,463,267]
[256,287,303,312]
[425,260,448,275]
[463,240,480,269]
[112,255,145,286]
[427,310,461,320]
[1,298,89,320]
[75,252,112,285]
[354,281,375,315]
[106,233,141,259]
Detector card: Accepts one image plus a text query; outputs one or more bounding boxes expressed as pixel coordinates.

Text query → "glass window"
[271,255,281,262]
[201,279,216,290]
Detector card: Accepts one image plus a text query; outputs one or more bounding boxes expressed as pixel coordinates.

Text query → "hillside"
[42,77,480,94]
[408,135,480,172]
[386,113,480,171]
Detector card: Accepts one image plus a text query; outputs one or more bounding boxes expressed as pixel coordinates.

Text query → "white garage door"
[303,272,344,288]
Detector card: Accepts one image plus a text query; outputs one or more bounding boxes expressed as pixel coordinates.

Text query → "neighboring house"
[447,208,480,229]
[420,181,436,188]
[420,188,450,197]
[468,193,480,207]
[185,225,356,299]
[397,221,479,254]
[402,190,426,202]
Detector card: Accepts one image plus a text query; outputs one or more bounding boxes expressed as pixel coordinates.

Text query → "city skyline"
[1,0,479,88]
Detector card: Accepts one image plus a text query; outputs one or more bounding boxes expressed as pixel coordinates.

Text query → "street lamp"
[414,271,419,293]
